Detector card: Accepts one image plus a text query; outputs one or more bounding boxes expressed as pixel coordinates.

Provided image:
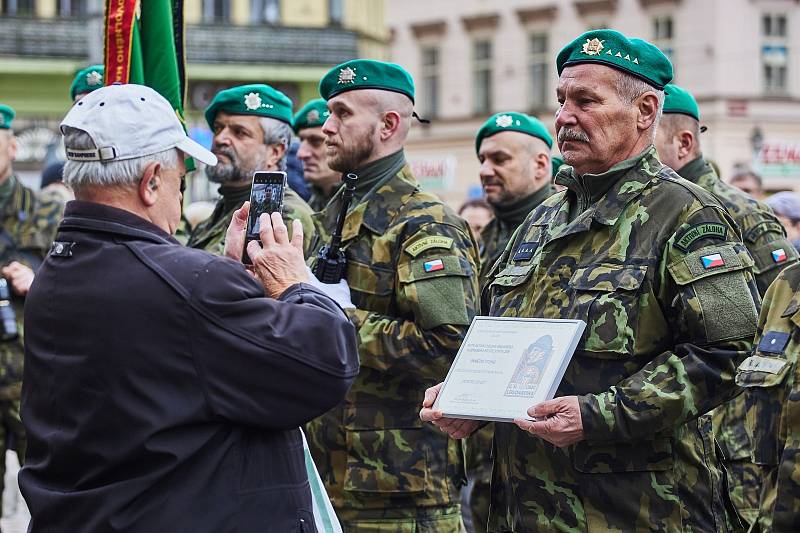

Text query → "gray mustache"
[558,129,589,143]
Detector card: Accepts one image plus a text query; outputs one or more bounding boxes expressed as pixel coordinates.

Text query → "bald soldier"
[655,83,798,526]
[422,29,759,531]
[305,60,480,531]
[188,84,314,255]
[467,111,554,532]
[293,98,341,211]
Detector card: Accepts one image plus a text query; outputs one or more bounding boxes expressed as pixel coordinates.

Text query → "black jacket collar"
[60,201,179,245]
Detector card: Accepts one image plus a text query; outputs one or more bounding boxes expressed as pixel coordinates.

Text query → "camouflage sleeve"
[739,211,799,295]
[736,264,800,531]
[580,205,759,443]
[345,222,480,381]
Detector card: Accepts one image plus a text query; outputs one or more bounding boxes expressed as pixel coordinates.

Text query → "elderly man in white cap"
[19,84,358,533]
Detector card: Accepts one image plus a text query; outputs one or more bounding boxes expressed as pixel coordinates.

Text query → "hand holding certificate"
[431,316,585,423]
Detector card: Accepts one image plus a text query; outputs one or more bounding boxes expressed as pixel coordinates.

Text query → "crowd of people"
[0,26,799,533]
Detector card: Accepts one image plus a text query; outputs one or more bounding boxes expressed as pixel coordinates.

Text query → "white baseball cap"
[60,83,217,167]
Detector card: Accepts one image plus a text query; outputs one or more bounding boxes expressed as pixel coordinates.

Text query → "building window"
[420,46,439,118]
[2,0,36,15]
[203,0,229,23]
[252,0,280,24]
[329,0,343,26]
[652,15,674,60]
[58,0,87,16]
[762,13,789,94]
[473,39,493,115]
[529,33,549,111]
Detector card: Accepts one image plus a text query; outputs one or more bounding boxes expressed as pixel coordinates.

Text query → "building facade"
[0,0,388,189]
[388,0,800,206]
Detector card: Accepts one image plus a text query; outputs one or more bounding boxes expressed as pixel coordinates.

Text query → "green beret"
[319,59,415,102]
[551,155,564,178]
[70,65,105,101]
[475,112,553,154]
[0,104,14,130]
[556,29,673,90]
[205,84,293,129]
[663,83,700,121]
[293,98,330,134]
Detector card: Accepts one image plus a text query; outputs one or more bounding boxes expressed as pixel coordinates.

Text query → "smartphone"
[242,170,287,265]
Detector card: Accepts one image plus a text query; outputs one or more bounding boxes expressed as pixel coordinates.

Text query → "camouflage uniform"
[186,184,314,256]
[306,151,480,532]
[737,262,800,532]
[467,184,555,533]
[484,147,758,532]
[0,175,60,510]
[677,155,797,527]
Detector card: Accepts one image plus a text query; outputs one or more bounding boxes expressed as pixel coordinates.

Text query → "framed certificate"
[433,316,586,422]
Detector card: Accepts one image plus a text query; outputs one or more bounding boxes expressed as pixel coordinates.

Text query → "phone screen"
[246,171,286,238]
[243,171,286,264]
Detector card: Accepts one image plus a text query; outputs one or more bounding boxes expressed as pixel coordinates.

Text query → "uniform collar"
[676,155,711,184]
[493,184,555,228]
[315,164,419,243]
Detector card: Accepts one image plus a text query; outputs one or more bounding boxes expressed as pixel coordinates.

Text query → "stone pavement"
[2,451,29,533]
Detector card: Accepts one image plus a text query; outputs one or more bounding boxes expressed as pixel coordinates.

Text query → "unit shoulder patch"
[404,235,454,257]
[673,222,727,252]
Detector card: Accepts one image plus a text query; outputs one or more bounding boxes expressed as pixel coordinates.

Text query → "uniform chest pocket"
[346,260,395,315]
[486,262,536,316]
[569,263,648,358]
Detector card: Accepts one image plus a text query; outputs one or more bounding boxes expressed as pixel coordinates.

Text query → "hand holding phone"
[243,171,287,265]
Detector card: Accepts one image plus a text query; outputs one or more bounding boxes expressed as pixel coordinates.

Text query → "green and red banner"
[104,0,187,125]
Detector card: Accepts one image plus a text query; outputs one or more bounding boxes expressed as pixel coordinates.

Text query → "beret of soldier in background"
[69,65,104,102]
[475,111,553,154]
[204,83,294,128]
[21,83,358,532]
[551,155,564,179]
[0,104,15,129]
[292,98,329,134]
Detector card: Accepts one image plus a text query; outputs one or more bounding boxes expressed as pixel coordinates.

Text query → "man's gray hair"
[62,126,180,192]
[614,71,665,137]
[259,117,292,172]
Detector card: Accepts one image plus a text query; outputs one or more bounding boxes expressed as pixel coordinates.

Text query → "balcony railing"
[0,16,359,65]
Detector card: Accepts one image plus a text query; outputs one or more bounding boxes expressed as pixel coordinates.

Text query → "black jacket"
[20,201,359,533]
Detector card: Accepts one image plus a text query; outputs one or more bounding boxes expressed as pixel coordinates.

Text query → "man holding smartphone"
[20,84,359,532]
[305,59,480,531]
[188,84,315,256]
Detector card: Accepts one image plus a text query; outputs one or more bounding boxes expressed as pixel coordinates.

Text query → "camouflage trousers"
[336,504,465,533]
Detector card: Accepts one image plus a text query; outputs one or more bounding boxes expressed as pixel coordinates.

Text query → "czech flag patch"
[701,253,725,269]
[423,258,445,273]
[772,248,788,263]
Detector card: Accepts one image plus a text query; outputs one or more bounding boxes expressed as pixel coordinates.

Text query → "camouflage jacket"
[680,156,797,295]
[485,147,758,532]
[0,175,61,395]
[681,156,795,526]
[479,184,555,288]
[186,183,315,256]
[306,163,480,511]
[737,263,800,532]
